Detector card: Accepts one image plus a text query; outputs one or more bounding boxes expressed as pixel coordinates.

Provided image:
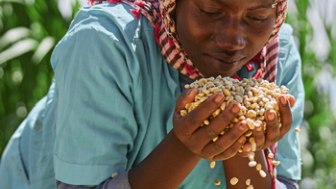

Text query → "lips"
[211,57,243,64]
[202,53,246,76]
[207,53,245,64]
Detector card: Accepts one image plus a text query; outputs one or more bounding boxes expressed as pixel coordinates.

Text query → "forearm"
[223,151,272,189]
[56,172,298,189]
[129,129,201,189]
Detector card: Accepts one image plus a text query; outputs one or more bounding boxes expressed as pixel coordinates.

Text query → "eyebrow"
[248,4,274,10]
[211,0,274,10]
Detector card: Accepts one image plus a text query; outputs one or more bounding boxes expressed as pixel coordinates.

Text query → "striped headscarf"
[89,0,287,83]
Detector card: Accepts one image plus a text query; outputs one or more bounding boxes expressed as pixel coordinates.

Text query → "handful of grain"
[181,76,290,186]
[181,75,289,148]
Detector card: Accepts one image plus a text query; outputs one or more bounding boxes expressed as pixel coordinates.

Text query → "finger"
[201,120,248,159]
[191,102,241,146]
[174,88,199,114]
[287,94,296,108]
[239,142,252,157]
[264,109,280,148]
[174,93,225,138]
[278,95,293,139]
[252,120,265,150]
[213,135,247,161]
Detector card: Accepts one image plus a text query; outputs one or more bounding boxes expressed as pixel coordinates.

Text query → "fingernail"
[239,136,246,143]
[255,122,262,131]
[245,145,251,152]
[239,123,247,131]
[280,96,287,106]
[231,104,240,113]
[187,89,195,95]
[214,94,224,103]
[267,112,275,121]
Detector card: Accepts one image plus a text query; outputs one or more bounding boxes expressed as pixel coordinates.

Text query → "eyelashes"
[248,16,267,22]
[199,8,222,16]
[199,8,267,23]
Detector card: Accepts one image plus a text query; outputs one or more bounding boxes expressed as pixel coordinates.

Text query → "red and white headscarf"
[89,0,287,188]
[89,0,287,84]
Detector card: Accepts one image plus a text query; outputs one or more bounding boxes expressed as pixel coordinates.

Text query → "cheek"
[177,17,202,46]
[176,9,212,49]
[248,18,277,50]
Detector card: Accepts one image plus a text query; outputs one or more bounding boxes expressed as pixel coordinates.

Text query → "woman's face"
[175,0,277,77]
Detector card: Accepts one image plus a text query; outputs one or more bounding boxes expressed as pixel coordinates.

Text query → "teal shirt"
[0,3,304,189]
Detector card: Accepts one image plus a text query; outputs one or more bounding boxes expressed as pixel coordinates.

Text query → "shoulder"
[278,23,294,42]
[65,3,154,43]
[276,23,301,80]
[277,23,297,59]
[51,2,156,71]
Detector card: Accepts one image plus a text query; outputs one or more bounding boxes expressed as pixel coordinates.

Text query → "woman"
[0,0,303,188]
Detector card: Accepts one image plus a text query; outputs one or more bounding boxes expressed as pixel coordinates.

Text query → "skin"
[129,0,296,189]
[175,0,278,77]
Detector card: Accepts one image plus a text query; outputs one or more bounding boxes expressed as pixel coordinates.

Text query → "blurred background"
[0,0,335,188]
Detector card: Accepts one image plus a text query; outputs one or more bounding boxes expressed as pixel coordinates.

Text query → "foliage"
[0,0,74,156]
[0,0,335,188]
[286,0,336,188]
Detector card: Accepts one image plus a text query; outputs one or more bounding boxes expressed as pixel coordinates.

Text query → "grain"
[272,161,281,166]
[182,76,289,179]
[249,161,257,167]
[230,177,239,185]
[248,152,255,161]
[245,179,251,185]
[259,170,267,178]
[212,136,219,142]
[214,179,221,185]
[210,161,216,169]
[111,172,118,178]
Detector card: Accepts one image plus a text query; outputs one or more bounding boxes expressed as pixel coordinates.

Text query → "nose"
[213,18,246,52]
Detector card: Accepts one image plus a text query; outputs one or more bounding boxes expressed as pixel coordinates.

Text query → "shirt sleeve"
[277,176,299,189]
[56,171,132,189]
[51,6,141,185]
[276,24,304,180]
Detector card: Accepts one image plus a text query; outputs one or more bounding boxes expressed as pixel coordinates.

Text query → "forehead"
[207,0,276,11]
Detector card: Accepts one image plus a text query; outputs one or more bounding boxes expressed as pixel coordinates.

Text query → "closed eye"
[248,16,267,22]
[199,8,222,16]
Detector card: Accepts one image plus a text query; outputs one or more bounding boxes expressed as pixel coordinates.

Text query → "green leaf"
[0,38,38,65]
[0,0,24,4]
[31,36,55,64]
[0,27,31,50]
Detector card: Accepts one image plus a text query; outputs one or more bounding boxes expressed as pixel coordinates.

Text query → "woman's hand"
[173,89,250,161]
[238,94,296,157]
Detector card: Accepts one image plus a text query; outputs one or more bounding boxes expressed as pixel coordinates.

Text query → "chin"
[202,70,236,78]
[196,55,246,78]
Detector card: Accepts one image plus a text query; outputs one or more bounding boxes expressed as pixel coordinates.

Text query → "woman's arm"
[129,90,248,189]
[55,89,249,189]
[56,172,298,189]
[223,151,272,189]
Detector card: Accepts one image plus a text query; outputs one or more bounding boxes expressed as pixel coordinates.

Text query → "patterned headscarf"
[90,0,287,83]
[88,1,287,187]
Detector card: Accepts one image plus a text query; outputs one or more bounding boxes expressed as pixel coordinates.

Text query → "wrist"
[169,129,201,160]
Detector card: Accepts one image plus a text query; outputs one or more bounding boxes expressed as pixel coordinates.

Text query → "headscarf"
[89,0,287,83]
[89,1,287,188]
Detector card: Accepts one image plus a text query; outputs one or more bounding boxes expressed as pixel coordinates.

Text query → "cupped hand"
[173,89,249,161]
[238,94,296,157]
